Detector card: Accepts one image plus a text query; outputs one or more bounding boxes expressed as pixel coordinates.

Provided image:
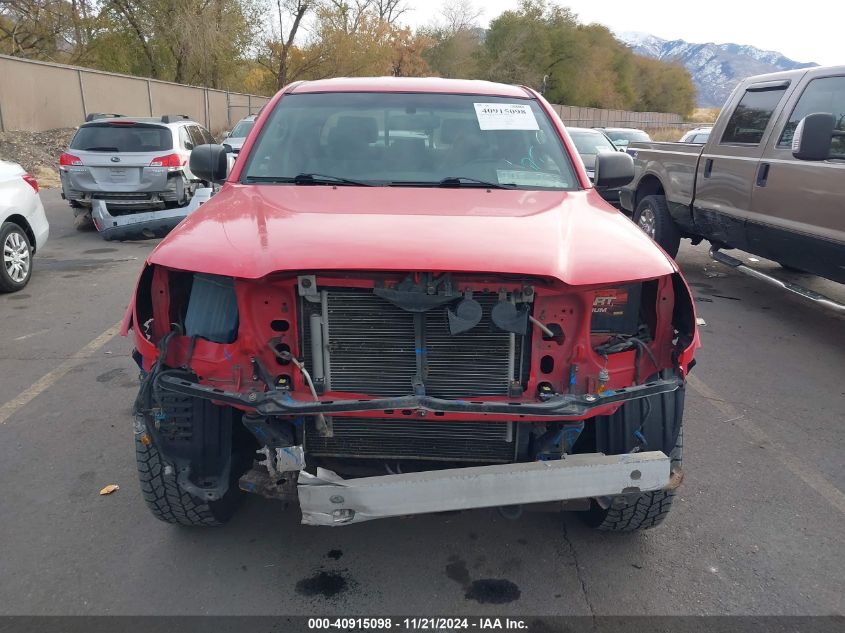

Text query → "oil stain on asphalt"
[295,571,350,599]
[465,579,521,604]
[96,368,125,383]
[445,556,520,604]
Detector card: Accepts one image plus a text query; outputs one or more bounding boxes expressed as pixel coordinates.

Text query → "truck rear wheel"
[634,195,680,258]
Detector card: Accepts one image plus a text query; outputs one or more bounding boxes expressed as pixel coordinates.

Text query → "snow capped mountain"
[616,31,817,108]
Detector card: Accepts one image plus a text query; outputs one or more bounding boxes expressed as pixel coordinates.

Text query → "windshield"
[605,129,651,143]
[568,129,617,155]
[70,123,172,152]
[230,119,255,138]
[241,93,578,190]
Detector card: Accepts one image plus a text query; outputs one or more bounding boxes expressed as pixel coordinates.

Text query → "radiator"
[305,417,516,462]
[302,288,525,398]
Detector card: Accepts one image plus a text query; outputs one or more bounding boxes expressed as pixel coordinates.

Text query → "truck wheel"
[634,195,680,258]
[134,405,244,527]
[585,426,683,532]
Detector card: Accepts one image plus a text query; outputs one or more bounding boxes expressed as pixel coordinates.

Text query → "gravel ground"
[0,127,76,187]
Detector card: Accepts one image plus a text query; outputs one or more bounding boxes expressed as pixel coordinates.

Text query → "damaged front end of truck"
[127,261,698,528]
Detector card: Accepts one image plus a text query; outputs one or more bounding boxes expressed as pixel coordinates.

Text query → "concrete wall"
[553,104,684,128]
[0,53,687,134]
[0,54,270,134]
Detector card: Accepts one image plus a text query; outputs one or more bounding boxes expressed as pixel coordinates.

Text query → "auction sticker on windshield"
[496,170,568,188]
[474,103,539,130]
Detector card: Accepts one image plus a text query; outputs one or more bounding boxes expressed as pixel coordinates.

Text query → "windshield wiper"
[390,176,516,189]
[244,173,373,186]
[440,176,516,189]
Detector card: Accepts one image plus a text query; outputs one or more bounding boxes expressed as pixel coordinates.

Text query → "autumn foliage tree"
[0,0,696,115]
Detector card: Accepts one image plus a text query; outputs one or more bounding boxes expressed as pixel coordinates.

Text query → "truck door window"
[777,76,845,157]
[720,87,787,145]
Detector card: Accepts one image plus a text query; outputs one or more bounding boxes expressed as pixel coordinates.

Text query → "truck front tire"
[634,195,680,258]
[585,427,682,531]
[134,398,249,527]
[135,429,242,526]
[581,373,685,531]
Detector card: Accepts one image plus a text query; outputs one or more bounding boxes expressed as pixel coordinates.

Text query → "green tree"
[478,0,694,115]
[421,1,484,79]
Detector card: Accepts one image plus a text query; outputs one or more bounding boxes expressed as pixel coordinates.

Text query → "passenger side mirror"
[222,131,230,138]
[190,144,229,184]
[594,152,635,188]
[222,143,233,153]
[792,113,835,160]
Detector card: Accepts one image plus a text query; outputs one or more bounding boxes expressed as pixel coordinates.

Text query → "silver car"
[222,115,257,155]
[59,114,215,238]
[567,127,624,206]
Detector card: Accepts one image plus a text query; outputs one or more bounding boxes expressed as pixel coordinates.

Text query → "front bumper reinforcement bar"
[298,451,670,525]
[156,373,683,418]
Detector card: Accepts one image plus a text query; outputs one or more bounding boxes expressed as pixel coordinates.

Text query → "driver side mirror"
[792,113,836,160]
[594,151,635,188]
[190,144,230,184]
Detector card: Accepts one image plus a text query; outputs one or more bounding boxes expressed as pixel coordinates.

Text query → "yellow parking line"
[0,321,122,425]
[687,373,845,516]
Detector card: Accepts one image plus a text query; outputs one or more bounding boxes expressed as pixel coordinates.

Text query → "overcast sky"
[400,0,843,67]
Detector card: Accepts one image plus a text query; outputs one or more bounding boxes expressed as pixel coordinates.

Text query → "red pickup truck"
[125,78,698,531]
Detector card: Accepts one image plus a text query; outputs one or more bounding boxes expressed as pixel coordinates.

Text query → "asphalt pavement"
[1,189,843,616]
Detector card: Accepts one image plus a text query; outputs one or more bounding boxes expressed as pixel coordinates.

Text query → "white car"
[679,126,712,143]
[1,161,50,292]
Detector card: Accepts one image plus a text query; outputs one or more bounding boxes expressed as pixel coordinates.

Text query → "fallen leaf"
[99,484,119,495]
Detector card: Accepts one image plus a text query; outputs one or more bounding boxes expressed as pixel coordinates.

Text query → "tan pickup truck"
[620,65,845,292]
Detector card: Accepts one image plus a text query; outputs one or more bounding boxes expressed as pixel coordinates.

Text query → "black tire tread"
[592,427,683,532]
[635,194,680,258]
[135,430,224,527]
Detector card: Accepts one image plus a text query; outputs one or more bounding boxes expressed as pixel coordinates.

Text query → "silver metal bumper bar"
[710,247,845,314]
[297,451,670,526]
